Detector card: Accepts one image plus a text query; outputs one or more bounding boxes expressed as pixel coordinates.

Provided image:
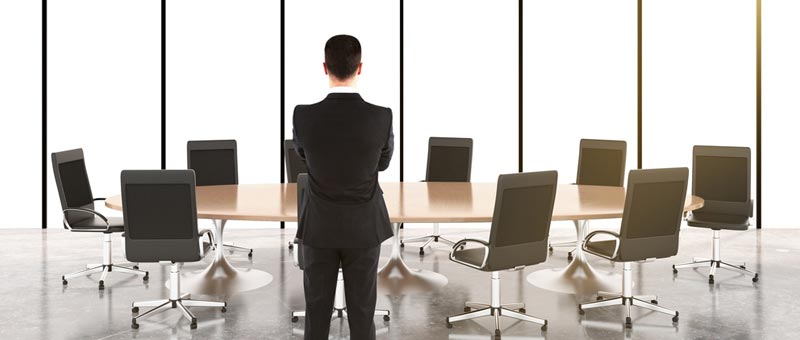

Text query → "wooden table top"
[105,183,704,223]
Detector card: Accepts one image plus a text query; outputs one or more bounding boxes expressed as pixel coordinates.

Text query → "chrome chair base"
[401,223,459,255]
[446,272,547,335]
[673,230,759,284]
[62,233,148,289]
[579,262,678,328]
[131,263,226,329]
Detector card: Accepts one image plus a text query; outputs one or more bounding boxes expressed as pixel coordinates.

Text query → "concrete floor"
[1,224,798,340]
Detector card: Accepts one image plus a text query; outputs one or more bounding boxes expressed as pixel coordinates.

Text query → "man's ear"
[357,63,363,76]
[323,62,328,75]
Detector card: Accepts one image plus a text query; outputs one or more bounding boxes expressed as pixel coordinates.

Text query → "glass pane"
[167,0,281,228]
[47,0,161,228]
[642,0,756,221]
[762,0,800,228]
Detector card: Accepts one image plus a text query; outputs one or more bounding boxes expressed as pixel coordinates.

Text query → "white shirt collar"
[329,86,359,94]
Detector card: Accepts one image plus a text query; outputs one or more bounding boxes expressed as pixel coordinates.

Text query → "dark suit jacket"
[293,92,394,248]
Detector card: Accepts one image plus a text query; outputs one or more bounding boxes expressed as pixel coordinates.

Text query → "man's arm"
[378,113,394,171]
[292,108,306,160]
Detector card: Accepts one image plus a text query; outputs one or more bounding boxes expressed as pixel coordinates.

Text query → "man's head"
[324,35,362,84]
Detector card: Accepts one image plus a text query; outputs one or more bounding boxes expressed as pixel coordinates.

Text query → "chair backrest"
[51,148,96,227]
[426,137,473,182]
[284,139,308,183]
[485,171,558,271]
[121,170,201,263]
[576,139,627,186]
[617,168,689,262]
[187,140,238,186]
[296,173,308,269]
[692,145,752,217]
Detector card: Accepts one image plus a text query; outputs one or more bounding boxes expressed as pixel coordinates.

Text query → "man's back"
[293,92,394,248]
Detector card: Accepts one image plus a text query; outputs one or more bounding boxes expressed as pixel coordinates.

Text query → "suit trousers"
[303,244,381,340]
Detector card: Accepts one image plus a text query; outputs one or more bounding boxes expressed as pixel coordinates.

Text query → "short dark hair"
[325,35,361,80]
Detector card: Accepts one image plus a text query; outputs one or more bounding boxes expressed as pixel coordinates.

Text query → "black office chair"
[187,139,252,257]
[673,146,759,284]
[284,139,308,250]
[549,138,627,260]
[578,168,688,328]
[122,170,227,330]
[401,137,473,256]
[52,148,148,289]
[446,171,558,336]
[291,173,390,323]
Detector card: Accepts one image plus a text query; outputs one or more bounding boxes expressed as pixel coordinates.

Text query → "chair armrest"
[582,230,620,259]
[450,238,490,270]
[292,238,301,267]
[62,208,110,232]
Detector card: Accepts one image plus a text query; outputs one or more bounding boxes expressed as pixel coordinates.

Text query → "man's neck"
[328,77,357,89]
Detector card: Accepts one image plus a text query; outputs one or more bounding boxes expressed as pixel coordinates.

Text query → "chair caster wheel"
[288,243,294,250]
[291,316,299,323]
[133,265,139,270]
[548,246,553,252]
[132,307,139,313]
[672,314,679,322]
[190,321,197,329]
[464,307,471,312]
[400,242,405,248]
[221,307,227,313]
[651,300,658,304]
[672,265,678,274]
[541,321,548,331]
[446,320,453,329]
[596,296,604,301]
[567,253,573,261]
[383,315,390,322]
[131,320,139,329]
[625,317,632,328]
[578,307,585,315]
[62,276,68,285]
[495,329,501,337]
[519,308,526,313]
[752,274,759,283]
[708,275,715,284]
[739,265,746,269]
[248,250,253,258]
[98,281,105,290]
[419,249,425,256]
[143,273,149,281]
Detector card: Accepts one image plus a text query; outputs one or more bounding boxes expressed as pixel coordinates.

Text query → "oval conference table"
[106,182,703,296]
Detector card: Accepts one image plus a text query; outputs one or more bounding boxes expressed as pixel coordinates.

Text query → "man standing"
[293,35,394,340]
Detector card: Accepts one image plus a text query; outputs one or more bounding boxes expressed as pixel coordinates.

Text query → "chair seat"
[70,216,124,233]
[687,212,749,231]
[585,239,617,259]
[452,247,487,269]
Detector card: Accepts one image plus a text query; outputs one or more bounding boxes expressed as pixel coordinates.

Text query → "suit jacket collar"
[324,92,363,100]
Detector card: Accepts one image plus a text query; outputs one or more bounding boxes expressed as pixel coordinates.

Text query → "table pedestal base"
[170,219,272,296]
[377,223,448,294]
[528,220,623,295]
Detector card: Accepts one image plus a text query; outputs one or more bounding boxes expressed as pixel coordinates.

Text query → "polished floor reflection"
[1,225,799,339]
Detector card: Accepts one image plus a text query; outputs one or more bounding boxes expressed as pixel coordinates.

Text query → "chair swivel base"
[400,222,460,256]
[62,264,149,290]
[579,294,678,328]
[673,258,758,283]
[220,243,253,257]
[291,308,390,323]
[446,303,547,335]
[673,230,759,284]
[401,235,457,255]
[61,234,148,289]
[131,295,227,329]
